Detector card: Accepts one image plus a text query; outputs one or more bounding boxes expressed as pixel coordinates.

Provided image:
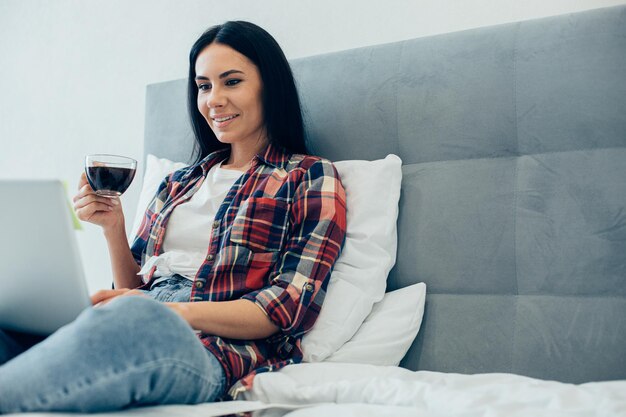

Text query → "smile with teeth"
[213,114,239,123]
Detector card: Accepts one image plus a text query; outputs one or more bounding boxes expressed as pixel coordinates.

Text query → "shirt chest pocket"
[230,197,290,252]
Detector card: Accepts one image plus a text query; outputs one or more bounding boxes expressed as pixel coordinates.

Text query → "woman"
[0,21,346,413]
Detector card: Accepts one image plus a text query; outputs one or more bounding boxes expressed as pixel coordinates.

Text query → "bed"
[16,4,626,416]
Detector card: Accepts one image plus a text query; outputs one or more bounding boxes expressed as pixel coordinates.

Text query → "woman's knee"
[70,296,193,347]
[81,295,166,324]
[104,294,166,318]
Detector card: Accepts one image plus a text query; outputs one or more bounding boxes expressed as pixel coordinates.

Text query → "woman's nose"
[207,88,225,108]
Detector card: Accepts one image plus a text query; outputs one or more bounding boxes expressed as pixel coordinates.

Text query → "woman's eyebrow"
[219,69,244,78]
[195,69,245,81]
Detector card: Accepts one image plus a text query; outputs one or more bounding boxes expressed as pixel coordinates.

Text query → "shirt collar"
[254,142,291,169]
[182,148,229,180]
[189,142,291,179]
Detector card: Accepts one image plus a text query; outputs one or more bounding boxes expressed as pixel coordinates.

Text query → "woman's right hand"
[90,288,147,307]
[73,172,124,232]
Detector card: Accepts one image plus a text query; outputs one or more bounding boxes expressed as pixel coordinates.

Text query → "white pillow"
[301,155,402,362]
[324,282,426,366]
[130,154,403,363]
[129,154,188,239]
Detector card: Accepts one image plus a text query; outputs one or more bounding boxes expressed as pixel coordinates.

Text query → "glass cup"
[85,154,137,197]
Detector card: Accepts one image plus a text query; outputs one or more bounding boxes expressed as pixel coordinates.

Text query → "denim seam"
[30,357,224,411]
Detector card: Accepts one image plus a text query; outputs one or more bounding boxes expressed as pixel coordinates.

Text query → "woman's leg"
[0,296,225,413]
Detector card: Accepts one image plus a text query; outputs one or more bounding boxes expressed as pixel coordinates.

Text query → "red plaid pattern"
[130,143,347,398]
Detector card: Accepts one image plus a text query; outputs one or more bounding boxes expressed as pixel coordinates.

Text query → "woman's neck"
[221,140,268,171]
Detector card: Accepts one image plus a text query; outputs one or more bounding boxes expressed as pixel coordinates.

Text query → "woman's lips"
[212,114,239,128]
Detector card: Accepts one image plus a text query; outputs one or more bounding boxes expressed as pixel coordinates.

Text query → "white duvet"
[13,362,626,417]
[242,362,626,417]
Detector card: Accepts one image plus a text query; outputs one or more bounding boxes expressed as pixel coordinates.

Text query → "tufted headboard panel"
[144,5,626,383]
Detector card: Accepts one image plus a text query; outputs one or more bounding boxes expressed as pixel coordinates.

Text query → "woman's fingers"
[76,172,92,194]
[72,180,123,226]
[73,186,120,222]
[74,197,116,222]
[78,171,88,186]
[72,184,96,203]
[91,289,130,305]
[73,192,117,210]
[74,204,112,222]
[121,290,147,298]
[73,172,124,229]
[91,288,147,306]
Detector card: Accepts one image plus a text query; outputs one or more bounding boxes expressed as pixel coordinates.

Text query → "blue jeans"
[141,274,195,302]
[0,276,226,413]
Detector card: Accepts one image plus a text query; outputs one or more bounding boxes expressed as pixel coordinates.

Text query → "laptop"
[0,179,91,335]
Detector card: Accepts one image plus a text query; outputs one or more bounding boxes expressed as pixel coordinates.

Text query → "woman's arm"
[73,172,142,289]
[103,224,142,289]
[90,293,278,339]
[168,159,346,341]
[238,159,347,335]
[167,300,279,339]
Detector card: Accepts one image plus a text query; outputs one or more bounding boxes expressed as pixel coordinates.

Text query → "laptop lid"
[0,179,91,335]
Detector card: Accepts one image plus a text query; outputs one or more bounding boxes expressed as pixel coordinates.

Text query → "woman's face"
[195,43,266,148]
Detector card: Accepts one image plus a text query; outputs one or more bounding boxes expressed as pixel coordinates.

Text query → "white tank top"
[138,162,243,280]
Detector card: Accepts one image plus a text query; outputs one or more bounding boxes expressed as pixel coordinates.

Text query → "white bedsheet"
[10,401,272,417]
[10,363,626,416]
[242,362,626,416]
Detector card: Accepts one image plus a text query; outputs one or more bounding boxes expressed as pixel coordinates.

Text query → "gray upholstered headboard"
[144,5,626,383]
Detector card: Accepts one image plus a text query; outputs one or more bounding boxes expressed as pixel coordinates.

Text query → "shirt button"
[195,281,204,289]
[212,220,220,229]
[305,283,314,292]
[206,254,214,262]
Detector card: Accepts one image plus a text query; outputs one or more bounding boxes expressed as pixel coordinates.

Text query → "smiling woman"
[0,21,347,413]
[187,21,309,167]
[194,43,267,169]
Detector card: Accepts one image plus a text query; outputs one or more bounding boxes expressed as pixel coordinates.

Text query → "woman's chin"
[214,135,236,145]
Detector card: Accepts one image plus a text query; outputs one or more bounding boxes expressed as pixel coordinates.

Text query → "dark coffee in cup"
[86,166,136,196]
[84,154,137,197]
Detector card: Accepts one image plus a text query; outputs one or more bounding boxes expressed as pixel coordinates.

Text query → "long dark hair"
[187,21,308,164]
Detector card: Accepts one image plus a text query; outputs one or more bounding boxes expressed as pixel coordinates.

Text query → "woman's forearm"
[167,299,279,340]
[103,224,142,289]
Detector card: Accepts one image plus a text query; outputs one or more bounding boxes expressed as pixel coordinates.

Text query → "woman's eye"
[225,79,241,86]
[198,83,212,91]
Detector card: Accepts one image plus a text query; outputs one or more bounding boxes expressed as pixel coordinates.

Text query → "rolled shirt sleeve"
[241,159,347,334]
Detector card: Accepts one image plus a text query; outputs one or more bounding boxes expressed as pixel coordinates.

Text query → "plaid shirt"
[130,143,347,398]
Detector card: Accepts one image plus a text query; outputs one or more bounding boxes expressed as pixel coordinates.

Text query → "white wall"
[1,0,624,292]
